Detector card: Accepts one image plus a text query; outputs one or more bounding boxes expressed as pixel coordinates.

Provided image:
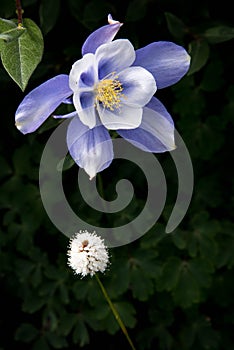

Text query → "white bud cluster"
[67,230,109,277]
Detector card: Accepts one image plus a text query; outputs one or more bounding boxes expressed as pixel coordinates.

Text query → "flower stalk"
[95,274,136,350]
[16,0,23,27]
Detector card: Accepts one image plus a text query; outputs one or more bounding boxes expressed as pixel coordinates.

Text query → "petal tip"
[15,120,26,134]
[107,14,123,26]
[85,166,98,180]
[171,143,177,151]
[187,53,191,63]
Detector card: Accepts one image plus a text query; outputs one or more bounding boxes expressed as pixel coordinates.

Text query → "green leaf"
[126,0,147,22]
[189,258,213,288]
[15,323,39,342]
[216,222,234,269]
[31,266,42,287]
[42,310,58,332]
[165,12,188,40]
[46,332,68,348]
[22,295,46,313]
[67,0,84,22]
[0,0,15,18]
[114,301,136,328]
[157,257,181,291]
[59,284,69,304]
[15,258,34,282]
[187,218,219,260]
[39,0,61,35]
[200,60,224,92]
[0,155,12,180]
[0,18,15,51]
[172,263,200,307]
[32,337,50,350]
[85,300,135,335]
[197,317,220,349]
[57,154,75,172]
[0,18,15,32]
[0,18,43,91]
[104,260,130,297]
[0,27,26,43]
[203,25,234,44]
[172,259,213,307]
[72,318,90,346]
[127,250,159,300]
[58,313,78,336]
[83,1,110,27]
[188,39,210,75]
[172,229,187,249]
[72,279,90,300]
[179,316,220,349]
[130,266,154,300]
[179,323,196,347]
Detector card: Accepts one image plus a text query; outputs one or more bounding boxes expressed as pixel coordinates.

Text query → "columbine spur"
[15,14,190,179]
[67,230,109,277]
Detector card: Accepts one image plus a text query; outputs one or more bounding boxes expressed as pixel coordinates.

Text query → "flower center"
[79,240,89,252]
[94,73,123,111]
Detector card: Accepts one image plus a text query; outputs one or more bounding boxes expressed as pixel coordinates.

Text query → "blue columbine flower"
[15,14,190,179]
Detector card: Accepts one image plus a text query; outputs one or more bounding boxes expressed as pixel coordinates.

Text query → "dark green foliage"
[1,0,234,349]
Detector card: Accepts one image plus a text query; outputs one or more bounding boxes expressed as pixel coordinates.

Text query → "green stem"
[97,173,109,214]
[97,173,105,201]
[95,274,136,350]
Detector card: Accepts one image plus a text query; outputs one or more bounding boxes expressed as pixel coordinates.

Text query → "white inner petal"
[69,53,98,92]
[97,103,143,130]
[96,39,136,79]
[73,92,97,129]
[118,66,157,107]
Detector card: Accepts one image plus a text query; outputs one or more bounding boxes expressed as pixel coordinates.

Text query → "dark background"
[0,0,234,349]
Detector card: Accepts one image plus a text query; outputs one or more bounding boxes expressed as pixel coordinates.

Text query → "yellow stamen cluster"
[95,73,123,111]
